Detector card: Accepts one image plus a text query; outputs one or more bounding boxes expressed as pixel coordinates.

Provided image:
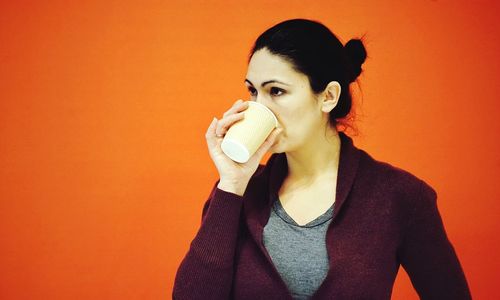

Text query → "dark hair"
[248,18,367,135]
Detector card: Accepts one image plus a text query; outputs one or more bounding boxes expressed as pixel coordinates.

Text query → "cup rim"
[247,101,278,127]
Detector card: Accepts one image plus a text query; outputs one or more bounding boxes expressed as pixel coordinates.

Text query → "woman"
[173,19,471,299]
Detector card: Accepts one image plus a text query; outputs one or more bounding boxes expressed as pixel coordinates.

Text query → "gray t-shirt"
[262,195,335,300]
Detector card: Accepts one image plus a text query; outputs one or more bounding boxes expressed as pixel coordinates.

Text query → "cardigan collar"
[244,131,361,234]
[267,131,360,220]
[242,131,362,294]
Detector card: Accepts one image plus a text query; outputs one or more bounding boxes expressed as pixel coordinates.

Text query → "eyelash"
[247,87,285,97]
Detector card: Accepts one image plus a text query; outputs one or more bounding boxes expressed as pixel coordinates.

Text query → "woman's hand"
[205,99,282,196]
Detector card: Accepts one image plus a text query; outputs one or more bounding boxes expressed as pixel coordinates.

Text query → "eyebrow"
[245,79,290,87]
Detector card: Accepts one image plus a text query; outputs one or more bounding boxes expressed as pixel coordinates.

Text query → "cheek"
[284,109,306,132]
[286,112,318,140]
[271,97,314,137]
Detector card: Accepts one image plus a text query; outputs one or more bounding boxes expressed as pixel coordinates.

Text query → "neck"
[285,127,341,184]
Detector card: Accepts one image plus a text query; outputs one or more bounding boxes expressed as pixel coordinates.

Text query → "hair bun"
[344,39,367,82]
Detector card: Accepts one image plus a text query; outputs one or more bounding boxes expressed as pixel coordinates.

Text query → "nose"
[254,94,266,106]
[253,97,270,112]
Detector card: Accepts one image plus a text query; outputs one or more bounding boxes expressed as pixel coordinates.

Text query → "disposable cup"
[221,101,278,163]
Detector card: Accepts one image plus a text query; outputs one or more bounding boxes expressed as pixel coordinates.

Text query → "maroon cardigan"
[173,132,471,299]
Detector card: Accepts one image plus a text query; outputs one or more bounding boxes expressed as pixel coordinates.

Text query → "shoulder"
[356,148,437,203]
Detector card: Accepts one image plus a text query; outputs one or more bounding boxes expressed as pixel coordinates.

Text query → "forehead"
[246,48,307,84]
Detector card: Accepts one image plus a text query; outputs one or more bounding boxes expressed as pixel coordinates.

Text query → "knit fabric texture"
[173,132,472,299]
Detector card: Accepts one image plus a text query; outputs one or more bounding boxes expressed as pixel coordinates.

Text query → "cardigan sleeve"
[398,181,472,299]
[172,180,245,300]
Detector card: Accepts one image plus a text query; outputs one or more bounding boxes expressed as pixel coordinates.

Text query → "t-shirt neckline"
[272,195,335,228]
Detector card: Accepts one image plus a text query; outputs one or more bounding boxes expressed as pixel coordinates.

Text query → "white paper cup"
[221,101,278,163]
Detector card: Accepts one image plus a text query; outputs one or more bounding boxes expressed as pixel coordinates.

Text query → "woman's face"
[245,48,327,153]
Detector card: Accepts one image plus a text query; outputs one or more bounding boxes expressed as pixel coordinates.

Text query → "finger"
[216,112,245,136]
[222,100,246,118]
[222,100,249,118]
[215,112,245,136]
[205,117,219,149]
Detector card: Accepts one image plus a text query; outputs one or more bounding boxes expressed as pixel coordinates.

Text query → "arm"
[172,180,244,300]
[398,181,472,299]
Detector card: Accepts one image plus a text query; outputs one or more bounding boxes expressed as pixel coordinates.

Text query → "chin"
[269,142,285,154]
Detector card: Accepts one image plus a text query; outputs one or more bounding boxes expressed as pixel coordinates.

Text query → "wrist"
[217,180,247,196]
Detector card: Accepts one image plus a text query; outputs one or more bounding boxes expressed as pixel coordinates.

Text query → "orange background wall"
[1,0,498,299]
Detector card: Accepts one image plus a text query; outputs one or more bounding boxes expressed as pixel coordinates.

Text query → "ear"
[320,81,341,113]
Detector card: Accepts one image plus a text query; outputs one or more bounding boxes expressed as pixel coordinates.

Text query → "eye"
[247,86,257,96]
[270,87,285,97]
